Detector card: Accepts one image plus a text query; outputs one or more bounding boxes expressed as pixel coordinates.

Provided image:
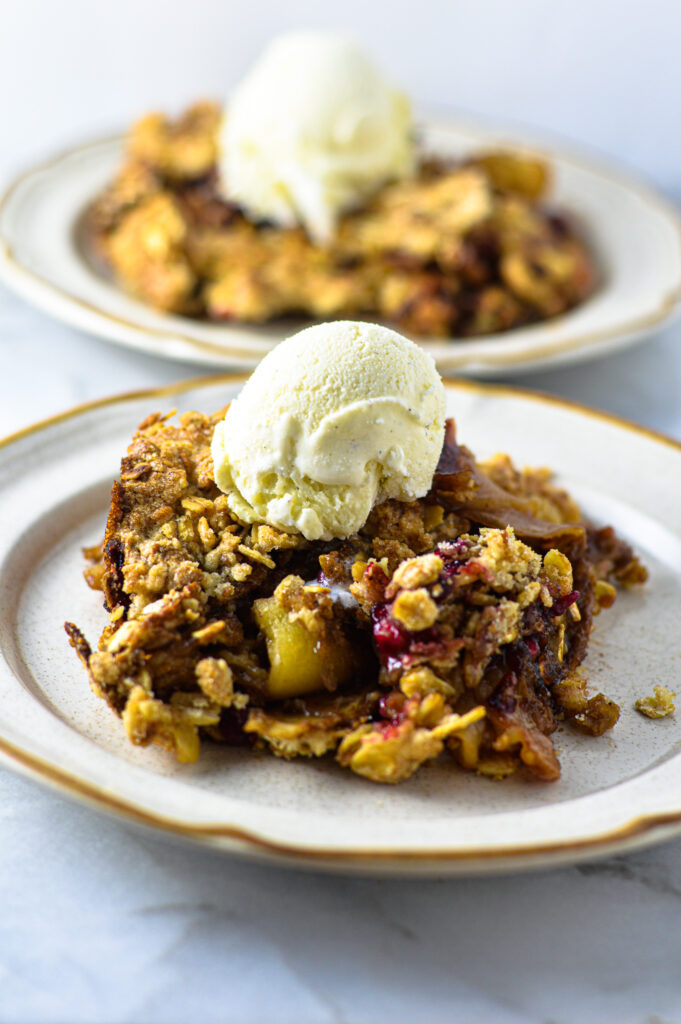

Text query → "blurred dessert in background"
[85,33,597,339]
[219,32,413,243]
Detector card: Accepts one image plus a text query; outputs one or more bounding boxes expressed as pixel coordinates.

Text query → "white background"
[1,3,681,1022]
[1,0,679,191]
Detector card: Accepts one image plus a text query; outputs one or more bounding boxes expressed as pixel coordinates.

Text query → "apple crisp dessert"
[84,102,597,338]
[65,414,645,783]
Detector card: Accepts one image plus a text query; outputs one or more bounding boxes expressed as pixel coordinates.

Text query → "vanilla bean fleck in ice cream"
[211,321,446,540]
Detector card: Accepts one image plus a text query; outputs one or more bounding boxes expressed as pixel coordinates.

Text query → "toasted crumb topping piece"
[337,698,485,784]
[636,686,676,719]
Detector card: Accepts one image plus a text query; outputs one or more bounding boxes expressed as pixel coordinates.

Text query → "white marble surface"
[1,279,681,1024]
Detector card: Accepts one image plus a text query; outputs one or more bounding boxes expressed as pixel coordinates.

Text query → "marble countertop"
[1,280,681,1024]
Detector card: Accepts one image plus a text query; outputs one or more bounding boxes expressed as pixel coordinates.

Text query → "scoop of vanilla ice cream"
[211,321,446,541]
[218,32,414,243]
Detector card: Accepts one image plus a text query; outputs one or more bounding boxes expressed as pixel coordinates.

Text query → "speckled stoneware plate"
[1,376,680,877]
[1,117,680,376]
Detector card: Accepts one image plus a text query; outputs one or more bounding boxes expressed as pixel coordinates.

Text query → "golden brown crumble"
[65,411,647,784]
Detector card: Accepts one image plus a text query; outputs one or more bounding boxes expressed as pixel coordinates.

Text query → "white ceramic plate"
[1,118,680,375]
[1,376,681,876]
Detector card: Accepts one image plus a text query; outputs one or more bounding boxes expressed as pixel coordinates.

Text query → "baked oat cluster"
[66,412,646,783]
[85,102,597,338]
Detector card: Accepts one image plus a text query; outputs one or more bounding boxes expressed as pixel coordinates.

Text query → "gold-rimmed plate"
[1,118,680,375]
[0,376,680,876]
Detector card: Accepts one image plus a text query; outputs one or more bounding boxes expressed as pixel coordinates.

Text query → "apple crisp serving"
[85,102,597,338]
[65,413,646,783]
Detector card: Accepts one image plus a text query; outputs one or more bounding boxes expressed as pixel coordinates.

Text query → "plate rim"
[2,373,681,873]
[1,120,681,374]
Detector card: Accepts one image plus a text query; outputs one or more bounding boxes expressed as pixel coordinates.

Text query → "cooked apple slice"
[254,594,356,700]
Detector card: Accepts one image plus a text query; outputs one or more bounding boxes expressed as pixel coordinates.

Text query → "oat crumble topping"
[65,411,647,784]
